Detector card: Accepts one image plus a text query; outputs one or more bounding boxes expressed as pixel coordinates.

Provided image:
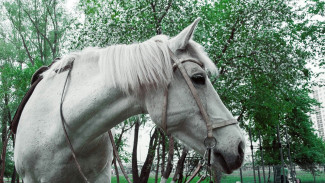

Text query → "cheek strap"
[162,47,238,137]
[167,47,214,138]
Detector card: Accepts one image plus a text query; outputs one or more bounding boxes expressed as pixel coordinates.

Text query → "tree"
[0,0,71,180]
[4,0,70,65]
[1,0,322,180]
[194,0,325,172]
[75,0,325,177]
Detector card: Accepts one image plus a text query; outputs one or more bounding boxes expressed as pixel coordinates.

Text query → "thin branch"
[157,0,173,24]
[217,19,239,60]
[6,14,34,65]
[237,106,246,124]
[45,0,55,29]
[23,8,55,55]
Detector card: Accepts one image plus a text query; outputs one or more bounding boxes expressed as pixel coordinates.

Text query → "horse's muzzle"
[212,140,245,174]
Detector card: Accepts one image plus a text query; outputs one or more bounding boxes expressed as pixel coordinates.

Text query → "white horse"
[14,18,245,183]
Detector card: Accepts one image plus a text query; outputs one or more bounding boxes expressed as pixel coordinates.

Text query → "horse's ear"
[169,18,200,51]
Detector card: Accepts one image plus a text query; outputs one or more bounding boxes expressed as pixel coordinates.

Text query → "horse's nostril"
[238,141,244,158]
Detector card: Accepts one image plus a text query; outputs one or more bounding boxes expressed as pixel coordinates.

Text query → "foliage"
[191,0,325,172]
[0,0,71,180]
[0,0,324,180]
[3,0,70,65]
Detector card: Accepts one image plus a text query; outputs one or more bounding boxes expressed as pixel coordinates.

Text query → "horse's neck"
[62,60,145,149]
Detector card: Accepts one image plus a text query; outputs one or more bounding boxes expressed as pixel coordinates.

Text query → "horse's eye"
[191,73,205,85]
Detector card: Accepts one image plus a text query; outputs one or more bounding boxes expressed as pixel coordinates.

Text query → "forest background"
[0,0,324,182]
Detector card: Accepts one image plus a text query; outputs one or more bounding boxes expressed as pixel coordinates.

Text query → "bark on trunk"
[16,174,19,183]
[10,134,16,183]
[139,128,159,183]
[211,168,222,183]
[172,148,188,183]
[132,121,140,183]
[0,77,11,183]
[161,136,174,182]
[159,130,166,175]
[155,138,160,183]
[10,167,16,183]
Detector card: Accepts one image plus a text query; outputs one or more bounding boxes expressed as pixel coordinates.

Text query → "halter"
[162,47,238,182]
[161,47,238,141]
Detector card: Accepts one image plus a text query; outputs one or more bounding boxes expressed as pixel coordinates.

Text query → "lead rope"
[207,148,213,183]
[60,60,90,183]
[60,61,131,183]
[107,130,132,183]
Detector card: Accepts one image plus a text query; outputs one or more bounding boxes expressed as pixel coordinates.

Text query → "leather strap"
[57,45,238,183]
[168,48,214,138]
[60,60,90,183]
[11,58,74,134]
[59,60,132,183]
[212,119,238,129]
[185,162,203,183]
[196,175,206,183]
[161,89,169,133]
[172,59,203,70]
[158,46,239,182]
[108,130,132,183]
[164,48,238,137]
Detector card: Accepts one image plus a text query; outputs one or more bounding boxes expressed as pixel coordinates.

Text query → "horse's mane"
[42,35,217,94]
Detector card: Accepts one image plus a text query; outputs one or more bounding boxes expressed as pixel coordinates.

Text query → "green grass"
[111,173,325,183]
[296,173,325,183]
[110,176,248,182]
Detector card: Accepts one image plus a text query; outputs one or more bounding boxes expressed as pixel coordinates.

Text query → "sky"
[65,0,79,12]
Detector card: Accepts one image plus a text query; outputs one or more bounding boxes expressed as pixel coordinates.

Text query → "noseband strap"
[162,47,238,138]
[212,119,238,129]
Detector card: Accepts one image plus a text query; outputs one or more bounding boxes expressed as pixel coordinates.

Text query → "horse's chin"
[211,153,242,174]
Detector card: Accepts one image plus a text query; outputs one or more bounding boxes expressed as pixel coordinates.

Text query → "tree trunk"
[159,130,166,175]
[139,128,159,183]
[155,138,160,183]
[11,134,16,183]
[172,148,188,183]
[161,136,174,182]
[0,77,10,183]
[16,174,19,183]
[268,166,271,183]
[211,168,222,183]
[132,121,140,183]
[10,167,16,183]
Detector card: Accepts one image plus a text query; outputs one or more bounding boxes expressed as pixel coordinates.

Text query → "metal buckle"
[204,137,217,149]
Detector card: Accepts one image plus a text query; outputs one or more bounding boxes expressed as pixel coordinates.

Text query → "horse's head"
[144,18,245,173]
